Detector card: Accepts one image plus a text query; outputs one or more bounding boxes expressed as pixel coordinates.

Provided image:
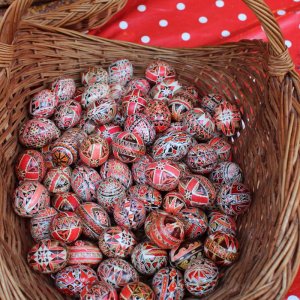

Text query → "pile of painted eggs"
[14,59,251,299]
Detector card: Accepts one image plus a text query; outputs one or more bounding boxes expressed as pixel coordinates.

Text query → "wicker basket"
[0,0,299,299]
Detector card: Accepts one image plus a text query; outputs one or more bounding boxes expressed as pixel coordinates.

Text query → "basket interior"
[0,20,287,299]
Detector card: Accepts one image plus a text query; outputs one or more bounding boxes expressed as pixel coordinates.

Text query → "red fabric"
[89,1,300,298]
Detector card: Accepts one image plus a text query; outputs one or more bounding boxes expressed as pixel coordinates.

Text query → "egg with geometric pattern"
[131,155,154,184]
[43,166,72,194]
[120,282,155,300]
[80,281,118,300]
[51,77,76,103]
[145,60,176,84]
[108,59,133,86]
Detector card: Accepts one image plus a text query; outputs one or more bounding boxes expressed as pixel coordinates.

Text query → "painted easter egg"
[145,60,176,84]
[131,155,154,184]
[152,267,185,300]
[41,144,55,169]
[108,59,133,86]
[208,137,232,161]
[97,258,139,289]
[99,226,137,258]
[109,83,125,101]
[51,77,76,103]
[13,181,50,217]
[76,202,111,240]
[208,211,237,236]
[81,83,110,109]
[163,121,185,134]
[163,191,186,215]
[29,89,58,118]
[176,207,208,239]
[27,239,68,274]
[71,165,101,201]
[201,94,224,115]
[82,66,108,86]
[19,118,60,148]
[124,113,156,146]
[168,92,193,121]
[80,281,118,300]
[52,192,81,212]
[131,241,168,275]
[209,161,243,185]
[30,207,58,241]
[113,104,126,127]
[76,109,97,134]
[97,177,126,213]
[120,282,155,300]
[73,87,84,103]
[125,77,151,95]
[169,240,204,271]
[145,159,181,191]
[43,166,72,193]
[150,79,182,103]
[95,123,122,145]
[184,258,219,297]
[122,89,148,117]
[55,264,98,296]
[15,149,46,182]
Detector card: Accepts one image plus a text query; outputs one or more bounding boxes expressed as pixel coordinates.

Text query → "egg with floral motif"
[122,89,148,117]
[81,83,110,108]
[150,79,182,103]
[82,66,108,86]
[51,77,76,103]
[126,77,151,95]
[109,83,125,101]
[145,60,176,84]
[108,59,133,86]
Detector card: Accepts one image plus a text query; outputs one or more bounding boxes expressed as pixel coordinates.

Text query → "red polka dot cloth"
[89,0,300,299]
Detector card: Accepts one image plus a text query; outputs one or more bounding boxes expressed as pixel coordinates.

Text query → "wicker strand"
[269,49,296,76]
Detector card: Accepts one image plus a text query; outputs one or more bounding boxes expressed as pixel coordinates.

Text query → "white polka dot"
[287,296,300,300]
[181,32,190,41]
[119,21,128,30]
[159,19,168,27]
[137,4,146,12]
[238,13,247,21]
[293,0,300,2]
[215,0,224,7]
[141,36,150,43]
[285,40,292,48]
[176,3,185,10]
[221,30,230,37]
[199,16,208,24]
[277,9,286,16]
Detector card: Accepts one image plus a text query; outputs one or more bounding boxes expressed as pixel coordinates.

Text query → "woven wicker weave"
[0,0,299,299]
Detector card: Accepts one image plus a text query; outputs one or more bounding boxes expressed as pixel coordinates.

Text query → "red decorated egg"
[180,85,199,101]
[81,83,110,108]
[97,177,126,213]
[74,87,84,103]
[50,211,82,244]
[131,155,154,184]
[51,77,76,103]
[144,100,171,133]
[214,101,241,136]
[82,66,108,86]
[109,83,125,101]
[43,166,72,193]
[68,240,102,266]
[113,104,126,127]
[77,109,97,134]
[128,184,162,211]
[126,77,151,95]
[144,210,168,238]
[145,159,181,191]
[51,128,86,166]
[178,175,216,207]
[13,181,50,217]
[152,267,185,300]
[52,192,81,212]
[201,94,224,115]
[209,161,243,184]
[174,89,198,107]
[152,131,194,161]
[79,134,109,167]
[30,207,58,241]
[217,182,251,216]
[131,241,168,275]
[53,99,82,130]
[71,166,101,201]
[163,121,185,134]
[177,161,193,178]
[41,144,55,169]
[15,149,46,182]
[124,113,156,146]
[80,281,118,300]
[99,226,137,258]
[29,89,58,118]
[120,282,155,300]
[186,143,218,174]
[184,258,219,297]
[150,79,182,103]
[163,191,186,214]
[108,59,133,86]
[208,211,237,236]
[55,264,98,296]
[97,258,139,289]
[112,132,146,163]
[169,240,204,271]
[76,202,111,240]
[122,89,148,117]
[168,92,193,121]
[208,137,232,162]
[113,197,146,230]
[27,239,68,274]
[19,118,60,148]
[182,108,215,140]
[100,158,133,189]
[96,123,122,145]
[177,207,208,239]
[145,60,176,84]
[204,232,239,266]
[146,211,185,249]
[86,97,117,125]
